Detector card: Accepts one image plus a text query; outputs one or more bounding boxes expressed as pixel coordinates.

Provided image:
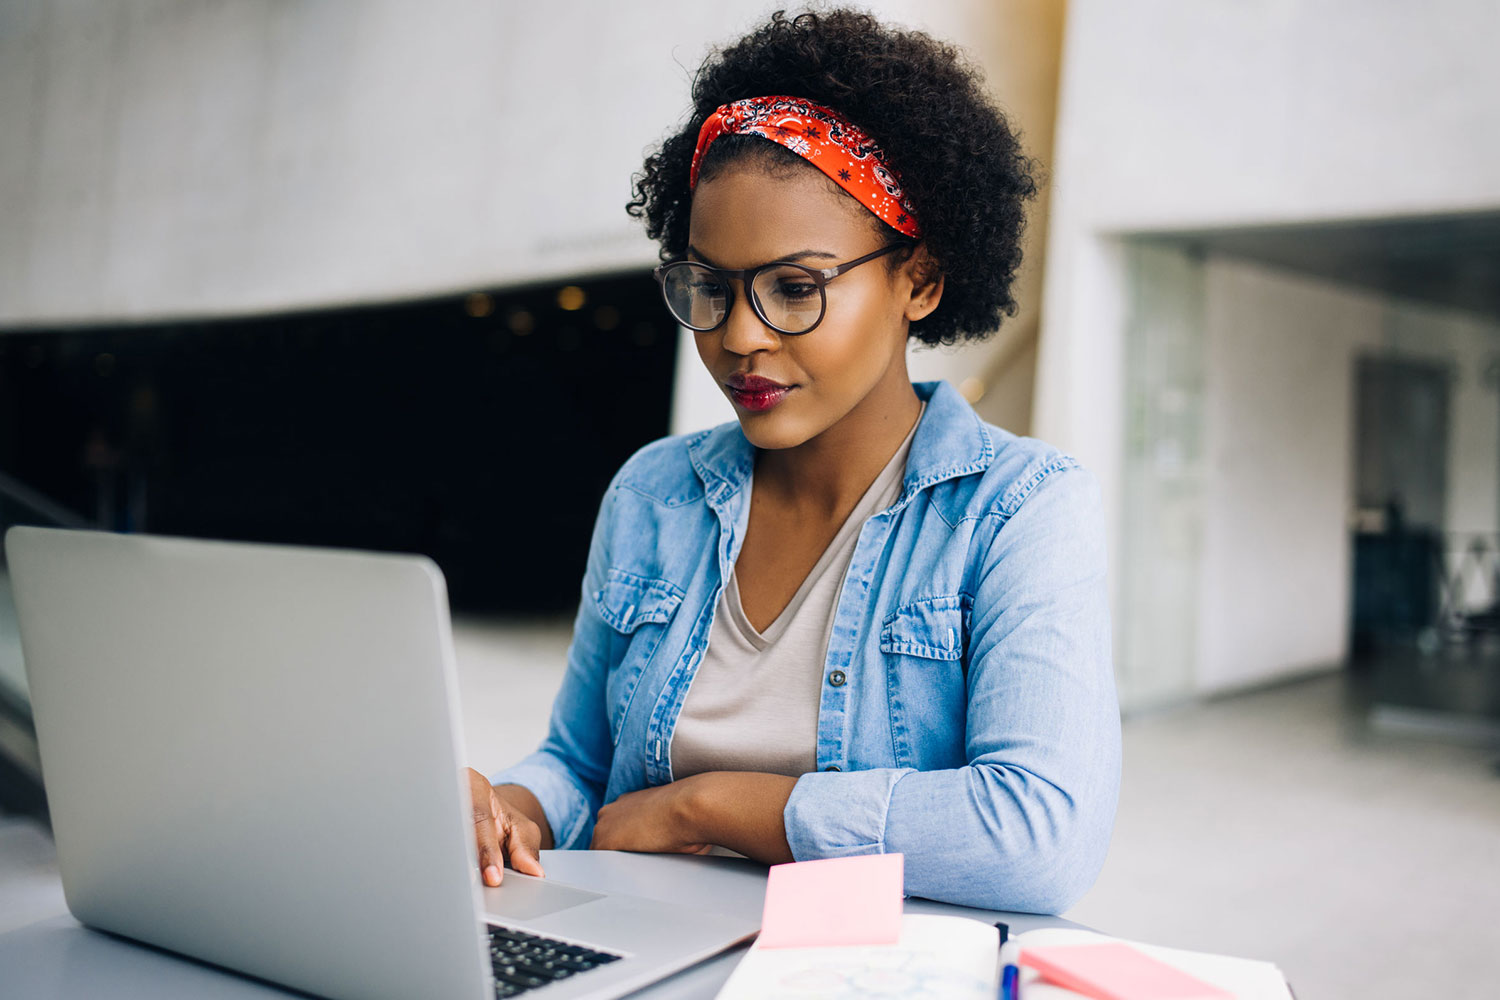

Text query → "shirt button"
[823,765,841,772]
[828,670,846,687]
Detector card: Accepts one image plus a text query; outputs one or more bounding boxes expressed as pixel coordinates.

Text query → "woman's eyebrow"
[686,245,839,267]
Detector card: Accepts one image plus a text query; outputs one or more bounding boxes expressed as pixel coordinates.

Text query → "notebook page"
[716,913,999,1000]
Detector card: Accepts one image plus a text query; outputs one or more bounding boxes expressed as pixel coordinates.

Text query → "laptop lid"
[6,526,492,1000]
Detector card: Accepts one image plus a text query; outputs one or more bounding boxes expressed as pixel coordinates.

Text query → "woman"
[465,8,1119,914]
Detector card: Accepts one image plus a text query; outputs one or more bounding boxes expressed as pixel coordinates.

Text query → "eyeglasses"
[652,242,913,336]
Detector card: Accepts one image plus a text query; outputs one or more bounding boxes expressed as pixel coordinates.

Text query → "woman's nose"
[719,284,782,355]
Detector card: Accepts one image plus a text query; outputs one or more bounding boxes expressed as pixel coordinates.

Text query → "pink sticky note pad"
[1021,943,1234,1000]
[756,854,904,949]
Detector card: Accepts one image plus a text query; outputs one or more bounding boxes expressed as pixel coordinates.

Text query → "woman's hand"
[590,776,714,855]
[466,767,550,886]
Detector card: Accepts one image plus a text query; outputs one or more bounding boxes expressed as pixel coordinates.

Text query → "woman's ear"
[902,245,944,322]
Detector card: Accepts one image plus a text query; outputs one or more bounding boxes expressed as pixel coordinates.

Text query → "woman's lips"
[725,374,793,412]
[729,385,791,411]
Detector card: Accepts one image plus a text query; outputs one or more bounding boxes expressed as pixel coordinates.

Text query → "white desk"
[0,850,1091,998]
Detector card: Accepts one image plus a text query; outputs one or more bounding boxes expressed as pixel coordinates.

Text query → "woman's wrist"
[677,771,797,864]
[680,772,732,846]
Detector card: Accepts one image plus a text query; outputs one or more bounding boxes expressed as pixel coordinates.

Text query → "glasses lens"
[751,265,824,334]
[661,263,729,331]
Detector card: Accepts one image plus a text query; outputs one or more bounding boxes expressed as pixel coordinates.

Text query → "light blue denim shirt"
[491,379,1120,913]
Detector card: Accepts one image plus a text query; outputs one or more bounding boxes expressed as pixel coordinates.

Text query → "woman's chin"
[737,415,814,452]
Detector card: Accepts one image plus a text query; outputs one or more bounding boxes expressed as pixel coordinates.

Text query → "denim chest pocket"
[593,568,684,743]
[879,594,970,661]
[879,594,971,768]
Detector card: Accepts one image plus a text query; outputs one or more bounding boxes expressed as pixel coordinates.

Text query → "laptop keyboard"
[486,924,623,997]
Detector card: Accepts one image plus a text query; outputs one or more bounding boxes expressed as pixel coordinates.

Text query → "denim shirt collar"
[685,379,994,510]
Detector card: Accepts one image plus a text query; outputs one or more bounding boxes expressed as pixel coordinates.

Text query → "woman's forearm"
[683,772,798,864]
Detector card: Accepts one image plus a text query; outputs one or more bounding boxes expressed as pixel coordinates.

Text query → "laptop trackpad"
[482,873,606,921]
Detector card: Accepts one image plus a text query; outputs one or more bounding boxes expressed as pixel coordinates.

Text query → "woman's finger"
[501,815,546,878]
[467,770,505,886]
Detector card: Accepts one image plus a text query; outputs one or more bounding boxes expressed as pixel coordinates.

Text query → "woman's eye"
[772,280,818,299]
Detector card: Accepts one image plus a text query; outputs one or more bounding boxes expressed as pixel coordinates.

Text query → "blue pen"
[1001,962,1020,1000]
[995,922,1019,1000]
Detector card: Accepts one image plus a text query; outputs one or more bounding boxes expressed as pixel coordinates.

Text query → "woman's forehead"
[687,164,875,263]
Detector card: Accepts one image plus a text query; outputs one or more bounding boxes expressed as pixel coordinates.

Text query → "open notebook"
[715,914,1294,1000]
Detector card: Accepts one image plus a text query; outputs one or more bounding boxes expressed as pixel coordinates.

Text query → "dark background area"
[0,271,678,613]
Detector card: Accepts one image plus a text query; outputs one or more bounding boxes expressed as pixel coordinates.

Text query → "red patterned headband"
[689,95,921,239]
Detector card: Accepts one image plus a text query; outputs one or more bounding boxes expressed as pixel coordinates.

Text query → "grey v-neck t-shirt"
[670,404,925,780]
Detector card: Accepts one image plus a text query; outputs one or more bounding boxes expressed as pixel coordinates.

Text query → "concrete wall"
[1118,244,1500,702]
[0,0,744,326]
[1196,259,1381,692]
[1196,256,1498,694]
[1038,0,1500,701]
[1116,242,1206,707]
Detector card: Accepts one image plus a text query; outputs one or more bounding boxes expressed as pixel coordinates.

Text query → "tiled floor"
[4,617,1498,997]
[452,614,577,773]
[1063,674,1500,999]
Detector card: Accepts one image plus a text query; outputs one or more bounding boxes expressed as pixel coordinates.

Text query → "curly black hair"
[627,8,1038,347]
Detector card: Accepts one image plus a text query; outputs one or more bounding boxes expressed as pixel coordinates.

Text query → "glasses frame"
[652,241,915,336]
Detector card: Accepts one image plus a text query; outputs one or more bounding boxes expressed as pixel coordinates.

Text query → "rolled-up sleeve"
[489,481,625,850]
[783,465,1121,914]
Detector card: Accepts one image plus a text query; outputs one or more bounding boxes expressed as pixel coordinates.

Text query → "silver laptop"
[5,526,758,1000]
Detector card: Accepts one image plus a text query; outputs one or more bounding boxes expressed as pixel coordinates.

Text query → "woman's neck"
[752,376,923,521]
